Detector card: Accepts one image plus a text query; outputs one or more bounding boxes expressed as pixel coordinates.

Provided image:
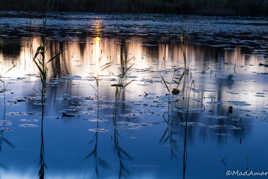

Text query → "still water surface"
[0,13,268,179]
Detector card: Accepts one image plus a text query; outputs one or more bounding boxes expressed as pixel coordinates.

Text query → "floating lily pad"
[87,119,108,123]
[88,128,108,133]
[20,119,39,122]
[19,124,39,128]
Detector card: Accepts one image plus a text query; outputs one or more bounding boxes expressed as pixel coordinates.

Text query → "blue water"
[0,12,268,179]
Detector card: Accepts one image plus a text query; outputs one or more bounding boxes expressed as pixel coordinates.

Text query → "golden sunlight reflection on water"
[0,36,264,78]
[0,36,267,109]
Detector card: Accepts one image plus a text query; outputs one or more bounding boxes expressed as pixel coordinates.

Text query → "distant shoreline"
[0,0,267,16]
[0,10,267,18]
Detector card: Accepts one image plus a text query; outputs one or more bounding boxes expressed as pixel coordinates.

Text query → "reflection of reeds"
[112,97,133,179]
[32,21,61,179]
[86,72,110,178]
[161,36,189,95]
[112,56,135,89]
[33,37,62,90]
[160,33,194,178]
[0,127,14,170]
[112,58,133,177]
[160,104,190,179]
[33,6,61,178]
[90,62,112,93]
[182,115,188,179]
[87,47,134,178]
[38,87,46,179]
[160,112,180,159]
[182,81,193,179]
[0,83,15,152]
[112,40,135,101]
[0,64,16,157]
[161,103,190,179]
[85,128,110,178]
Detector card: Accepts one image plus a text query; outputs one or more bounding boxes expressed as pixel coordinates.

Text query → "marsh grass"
[160,78,195,179]
[112,55,135,101]
[160,30,198,178]
[160,27,192,95]
[160,80,194,179]
[161,44,189,95]
[32,4,62,179]
[87,46,134,178]
[111,45,134,177]
[112,56,135,88]
[90,61,112,92]
[32,0,62,92]
[85,54,112,177]
[33,37,62,91]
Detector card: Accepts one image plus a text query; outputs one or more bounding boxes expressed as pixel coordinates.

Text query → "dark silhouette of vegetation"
[0,0,268,16]
[0,40,21,58]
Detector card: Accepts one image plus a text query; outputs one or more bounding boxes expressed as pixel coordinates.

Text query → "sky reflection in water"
[0,17,268,179]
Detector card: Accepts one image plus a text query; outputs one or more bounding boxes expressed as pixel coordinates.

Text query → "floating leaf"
[88,128,108,133]
[19,124,39,128]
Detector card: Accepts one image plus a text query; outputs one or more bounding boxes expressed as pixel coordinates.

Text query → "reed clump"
[33,36,61,94]
[161,33,189,95]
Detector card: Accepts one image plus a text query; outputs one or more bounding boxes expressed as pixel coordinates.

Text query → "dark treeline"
[1,0,268,16]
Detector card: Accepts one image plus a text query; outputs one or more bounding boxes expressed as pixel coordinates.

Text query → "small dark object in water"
[259,63,268,67]
[62,112,75,117]
[16,98,26,102]
[84,96,93,100]
[257,72,268,75]
[172,88,180,95]
[227,74,234,81]
[111,84,124,87]
[228,106,233,114]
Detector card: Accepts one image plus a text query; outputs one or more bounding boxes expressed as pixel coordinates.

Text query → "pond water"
[0,12,268,179]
